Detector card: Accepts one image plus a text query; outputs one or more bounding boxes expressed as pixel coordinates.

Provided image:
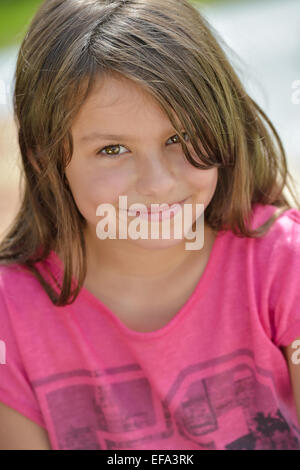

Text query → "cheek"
[89,170,129,206]
[185,165,218,194]
[66,162,131,215]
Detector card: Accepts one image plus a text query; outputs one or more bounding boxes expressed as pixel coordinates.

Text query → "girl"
[0,0,300,451]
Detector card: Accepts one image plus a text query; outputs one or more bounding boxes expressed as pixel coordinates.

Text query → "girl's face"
[66,74,218,250]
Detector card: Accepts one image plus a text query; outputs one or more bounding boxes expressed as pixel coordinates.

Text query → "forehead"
[72,73,183,131]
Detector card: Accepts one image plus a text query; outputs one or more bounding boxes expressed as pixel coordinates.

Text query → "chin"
[126,236,187,251]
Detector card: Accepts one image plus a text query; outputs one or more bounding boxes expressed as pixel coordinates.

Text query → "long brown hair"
[0,0,299,306]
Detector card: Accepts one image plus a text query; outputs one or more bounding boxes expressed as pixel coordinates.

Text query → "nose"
[135,152,177,197]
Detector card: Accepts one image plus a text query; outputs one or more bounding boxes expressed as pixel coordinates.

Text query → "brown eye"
[96,132,189,159]
[168,132,189,144]
[97,144,128,157]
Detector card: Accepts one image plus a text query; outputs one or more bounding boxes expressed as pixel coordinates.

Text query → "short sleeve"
[0,276,46,429]
[269,209,300,347]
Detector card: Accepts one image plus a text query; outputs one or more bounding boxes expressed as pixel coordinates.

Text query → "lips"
[128,198,188,215]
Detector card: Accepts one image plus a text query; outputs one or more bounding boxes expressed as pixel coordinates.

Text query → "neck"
[82,222,214,283]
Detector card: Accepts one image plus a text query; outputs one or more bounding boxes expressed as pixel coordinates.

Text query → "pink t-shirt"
[1,203,300,450]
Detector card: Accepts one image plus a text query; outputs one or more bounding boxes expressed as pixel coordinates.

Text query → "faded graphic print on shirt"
[32,355,300,450]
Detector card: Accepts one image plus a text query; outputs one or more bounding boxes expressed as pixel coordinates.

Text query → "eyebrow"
[80,128,183,143]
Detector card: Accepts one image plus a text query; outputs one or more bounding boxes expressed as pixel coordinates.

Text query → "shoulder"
[248,203,300,255]
[0,263,30,298]
[0,262,36,291]
[241,204,300,348]
[223,203,300,284]
[247,204,300,315]
[0,252,58,309]
[250,202,300,230]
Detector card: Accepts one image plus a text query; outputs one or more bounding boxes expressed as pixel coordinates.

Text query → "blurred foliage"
[0,0,42,48]
[0,0,232,48]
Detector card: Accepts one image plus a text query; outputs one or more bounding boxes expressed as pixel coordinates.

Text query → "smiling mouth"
[127,198,189,215]
[124,198,190,221]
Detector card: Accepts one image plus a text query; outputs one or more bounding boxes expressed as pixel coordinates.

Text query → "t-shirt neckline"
[49,229,227,341]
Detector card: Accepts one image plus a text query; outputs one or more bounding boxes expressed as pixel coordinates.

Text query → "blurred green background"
[0,0,234,48]
[0,0,42,48]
